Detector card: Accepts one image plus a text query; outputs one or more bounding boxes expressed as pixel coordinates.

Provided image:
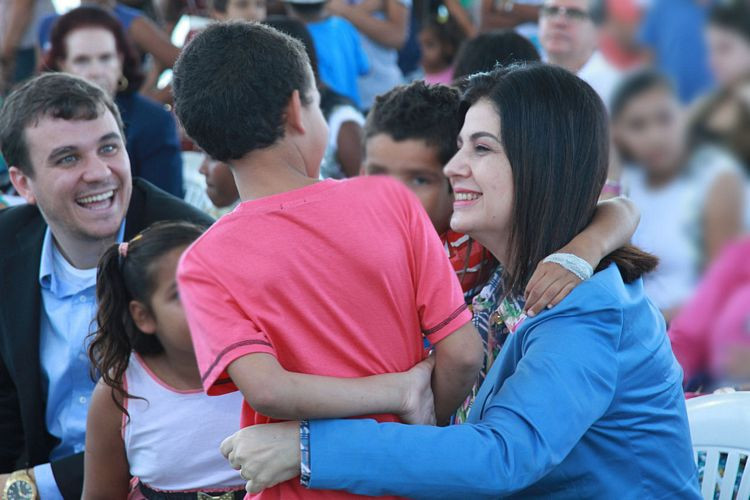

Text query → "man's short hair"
[172,22,314,162]
[0,73,124,178]
[364,81,462,165]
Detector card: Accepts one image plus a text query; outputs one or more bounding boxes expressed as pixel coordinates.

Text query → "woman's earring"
[117,75,129,92]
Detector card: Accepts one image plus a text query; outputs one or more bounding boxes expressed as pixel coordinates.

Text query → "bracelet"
[299,420,311,488]
[543,253,593,281]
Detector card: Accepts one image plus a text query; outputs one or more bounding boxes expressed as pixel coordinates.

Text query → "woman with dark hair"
[217,64,701,498]
[43,6,184,197]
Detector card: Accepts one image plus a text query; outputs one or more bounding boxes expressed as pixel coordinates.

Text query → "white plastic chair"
[687,392,750,500]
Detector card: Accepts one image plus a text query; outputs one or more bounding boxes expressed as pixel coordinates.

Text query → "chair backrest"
[687,392,750,500]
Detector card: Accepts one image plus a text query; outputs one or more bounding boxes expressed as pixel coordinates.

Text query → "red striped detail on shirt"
[201,339,274,384]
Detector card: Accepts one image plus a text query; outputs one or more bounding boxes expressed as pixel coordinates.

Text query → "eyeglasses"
[540,5,590,21]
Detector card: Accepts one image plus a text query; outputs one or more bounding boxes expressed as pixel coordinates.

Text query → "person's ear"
[129,300,157,335]
[9,166,37,205]
[285,89,306,135]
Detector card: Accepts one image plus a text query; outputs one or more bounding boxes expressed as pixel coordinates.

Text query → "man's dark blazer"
[0,178,213,499]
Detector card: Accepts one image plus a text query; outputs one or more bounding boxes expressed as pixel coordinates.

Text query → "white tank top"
[623,145,744,310]
[122,353,245,491]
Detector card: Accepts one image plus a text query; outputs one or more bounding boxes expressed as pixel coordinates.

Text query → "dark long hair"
[43,5,145,93]
[89,221,205,415]
[462,64,657,296]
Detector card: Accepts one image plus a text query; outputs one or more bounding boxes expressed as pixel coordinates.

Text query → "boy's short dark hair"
[453,30,540,82]
[0,73,123,177]
[263,16,320,80]
[364,81,462,165]
[172,22,314,162]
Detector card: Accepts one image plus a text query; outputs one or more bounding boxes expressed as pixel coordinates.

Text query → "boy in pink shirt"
[172,22,483,499]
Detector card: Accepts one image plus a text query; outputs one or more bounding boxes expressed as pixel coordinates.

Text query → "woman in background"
[44,6,184,198]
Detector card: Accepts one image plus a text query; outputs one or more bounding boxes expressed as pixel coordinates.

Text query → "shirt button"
[79,396,87,404]
[79,296,87,303]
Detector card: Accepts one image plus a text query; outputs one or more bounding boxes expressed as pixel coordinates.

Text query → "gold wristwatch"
[2,470,37,500]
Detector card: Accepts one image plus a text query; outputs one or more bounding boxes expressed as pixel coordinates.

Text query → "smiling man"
[0,73,211,500]
[539,0,620,106]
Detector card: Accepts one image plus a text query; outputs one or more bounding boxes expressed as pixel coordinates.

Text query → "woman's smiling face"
[443,98,514,263]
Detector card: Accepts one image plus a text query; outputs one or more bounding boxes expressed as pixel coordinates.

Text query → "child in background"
[173,23,483,499]
[83,222,247,500]
[284,0,369,108]
[612,69,745,320]
[363,82,489,297]
[199,153,240,216]
[264,16,365,178]
[209,0,267,21]
[418,17,463,85]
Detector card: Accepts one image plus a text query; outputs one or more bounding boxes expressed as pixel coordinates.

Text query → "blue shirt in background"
[116,92,184,198]
[640,0,714,103]
[32,222,125,500]
[307,16,369,109]
[306,264,701,498]
[350,0,411,110]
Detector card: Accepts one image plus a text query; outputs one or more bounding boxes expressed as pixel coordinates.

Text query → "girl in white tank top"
[84,222,246,500]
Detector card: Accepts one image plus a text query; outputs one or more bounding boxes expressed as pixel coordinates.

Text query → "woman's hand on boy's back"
[398,355,437,426]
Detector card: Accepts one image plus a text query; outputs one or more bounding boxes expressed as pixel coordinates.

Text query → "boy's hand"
[399,355,436,425]
[221,422,301,494]
[524,261,582,317]
[525,235,599,317]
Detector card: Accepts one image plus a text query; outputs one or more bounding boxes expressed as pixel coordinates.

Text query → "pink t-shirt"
[177,176,471,499]
[424,66,454,86]
[669,237,750,387]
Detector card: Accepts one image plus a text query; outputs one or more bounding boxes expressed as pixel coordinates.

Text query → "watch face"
[7,480,34,500]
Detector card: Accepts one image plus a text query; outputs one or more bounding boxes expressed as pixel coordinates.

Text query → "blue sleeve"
[639,0,661,49]
[130,106,184,198]
[34,463,63,500]
[37,15,57,49]
[114,4,144,31]
[350,24,370,75]
[308,295,622,498]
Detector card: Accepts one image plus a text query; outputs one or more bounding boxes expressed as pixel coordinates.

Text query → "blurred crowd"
[1,0,750,497]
